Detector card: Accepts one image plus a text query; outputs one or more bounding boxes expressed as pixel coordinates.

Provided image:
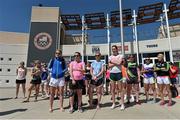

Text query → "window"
[0,68,2,72]
[7,69,11,72]
[6,80,9,83]
[0,57,3,61]
[8,58,12,61]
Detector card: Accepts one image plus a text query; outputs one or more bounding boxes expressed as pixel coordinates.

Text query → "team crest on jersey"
[34,32,52,50]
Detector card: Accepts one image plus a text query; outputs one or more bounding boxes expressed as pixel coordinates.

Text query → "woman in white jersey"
[15,61,27,99]
[108,45,123,109]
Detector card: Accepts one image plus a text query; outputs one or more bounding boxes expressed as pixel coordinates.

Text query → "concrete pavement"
[0,88,180,119]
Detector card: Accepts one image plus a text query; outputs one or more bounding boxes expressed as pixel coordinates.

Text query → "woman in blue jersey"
[89,52,104,110]
[48,49,67,112]
[141,58,156,103]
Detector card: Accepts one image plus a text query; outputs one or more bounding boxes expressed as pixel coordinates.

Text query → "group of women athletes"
[15,45,179,113]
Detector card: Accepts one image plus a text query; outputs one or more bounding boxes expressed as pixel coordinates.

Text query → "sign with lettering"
[146,44,158,48]
[92,46,100,54]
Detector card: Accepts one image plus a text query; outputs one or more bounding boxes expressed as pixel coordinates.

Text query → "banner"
[27,22,58,67]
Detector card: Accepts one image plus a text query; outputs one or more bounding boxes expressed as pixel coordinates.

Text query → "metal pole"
[119,0,125,56]
[133,10,139,65]
[58,17,62,49]
[106,14,111,58]
[56,16,60,50]
[81,16,85,62]
[163,3,173,62]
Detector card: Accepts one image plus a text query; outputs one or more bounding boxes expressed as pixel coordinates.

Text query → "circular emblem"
[34,32,52,50]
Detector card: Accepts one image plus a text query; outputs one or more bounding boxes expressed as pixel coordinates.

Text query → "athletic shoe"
[78,108,84,113]
[124,94,127,101]
[120,104,125,110]
[110,104,116,109]
[130,95,135,102]
[69,109,74,114]
[176,95,180,99]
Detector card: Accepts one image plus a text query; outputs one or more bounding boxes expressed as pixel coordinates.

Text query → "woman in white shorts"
[141,58,156,103]
[48,49,67,112]
[155,54,172,106]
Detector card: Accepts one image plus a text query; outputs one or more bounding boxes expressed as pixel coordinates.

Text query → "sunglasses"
[74,55,80,57]
[55,52,61,55]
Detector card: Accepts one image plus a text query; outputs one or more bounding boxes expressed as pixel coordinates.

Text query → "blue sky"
[0,0,179,43]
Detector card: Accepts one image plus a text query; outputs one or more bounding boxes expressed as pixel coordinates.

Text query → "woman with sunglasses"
[126,55,141,105]
[48,49,67,112]
[89,52,104,110]
[108,45,124,109]
[69,52,85,113]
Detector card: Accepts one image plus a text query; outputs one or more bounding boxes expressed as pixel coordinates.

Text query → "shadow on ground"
[0,109,27,116]
[0,97,13,101]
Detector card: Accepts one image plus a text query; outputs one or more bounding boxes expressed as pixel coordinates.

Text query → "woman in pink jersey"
[69,52,85,113]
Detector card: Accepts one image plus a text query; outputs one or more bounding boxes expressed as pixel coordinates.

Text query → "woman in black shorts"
[23,60,41,102]
[15,61,27,99]
[89,52,104,109]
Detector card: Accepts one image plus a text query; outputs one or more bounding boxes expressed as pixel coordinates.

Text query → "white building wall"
[0,44,28,87]
[133,37,180,53]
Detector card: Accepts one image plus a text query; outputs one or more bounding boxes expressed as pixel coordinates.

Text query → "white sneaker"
[130,95,135,102]
[110,104,116,109]
[120,104,125,110]
[124,94,127,101]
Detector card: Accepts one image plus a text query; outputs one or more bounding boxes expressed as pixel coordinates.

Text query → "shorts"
[41,79,48,85]
[69,80,84,90]
[65,75,70,82]
[90,78,104,87]
[85,74,92,80]
[127,76,139,84]
[170,78,177,85]
[110,73,122,82]
[157,76,170,85]
[120,77,126,83]
[30,77,41,84]
[16,79,26,84]
[49,77,65,87]
[144,77,155,84]
[106,78,110,83]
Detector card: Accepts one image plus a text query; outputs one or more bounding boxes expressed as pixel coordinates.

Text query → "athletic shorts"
[69,80,84,90]
[144,77,155,84]
[120,77,126,83]
[30,77,41,85]
[65,75,70,82]
[110,73,122,81]
[85,74,92,80]
[170,78,177,85]
[157,76,170,85]
[127,76,139,84]
[41,79,48,85]
[90,78,104,87]
[49,77,65,87]
[16,79,26,84]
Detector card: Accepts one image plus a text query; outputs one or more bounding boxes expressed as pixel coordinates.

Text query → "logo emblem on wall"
[34,32,52,50]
